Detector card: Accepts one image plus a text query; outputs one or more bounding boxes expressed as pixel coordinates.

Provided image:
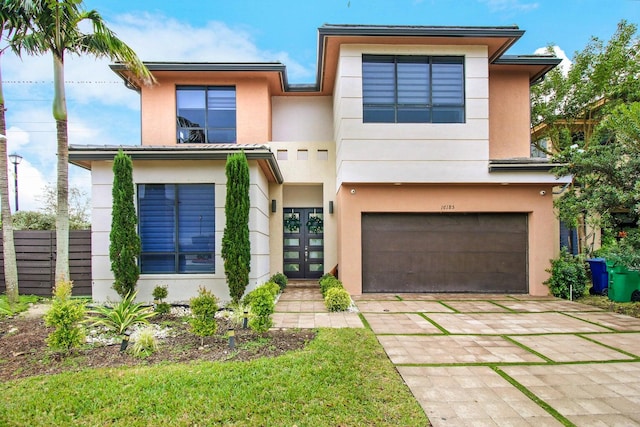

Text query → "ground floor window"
[138,184,215,273]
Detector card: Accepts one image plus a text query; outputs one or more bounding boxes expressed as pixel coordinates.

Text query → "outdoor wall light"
[271,199,277,213]
[540,190,547,196]
[350,188,356,195]
[329,201,334,214]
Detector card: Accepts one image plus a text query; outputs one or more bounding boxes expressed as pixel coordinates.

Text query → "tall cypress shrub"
[222,152,251,303]
[110,150,140,298]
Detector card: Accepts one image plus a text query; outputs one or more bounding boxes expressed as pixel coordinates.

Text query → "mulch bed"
[0,311,315,382]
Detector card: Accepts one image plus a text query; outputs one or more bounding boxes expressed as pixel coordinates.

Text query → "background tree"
[221,152,251,303]
[0,1,32,304]
[109,150,140,298]
[38,183,90,229]
[531,20,640,252]
[13,0,154,282]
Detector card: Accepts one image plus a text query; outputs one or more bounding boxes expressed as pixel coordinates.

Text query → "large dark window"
[362,55,465,123]
[177,86,236,143]
[138,184,215,273]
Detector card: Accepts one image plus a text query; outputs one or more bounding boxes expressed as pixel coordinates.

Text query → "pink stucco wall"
[336,184,555,296]
[139,72,271,145]
[489,70,532,159]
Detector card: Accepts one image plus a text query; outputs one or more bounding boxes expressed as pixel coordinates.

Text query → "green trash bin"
[609,268,640,302]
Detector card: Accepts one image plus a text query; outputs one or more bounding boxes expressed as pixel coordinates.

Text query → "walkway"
[273,281,364,329]
[275,283,640,426]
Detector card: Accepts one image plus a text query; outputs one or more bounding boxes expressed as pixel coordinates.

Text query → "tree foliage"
[0,0,32,304]
[38,183,90,228]
[221,152,251,303]
[110,150,140,298]
[531,20,640,251]
[11,0,154,282]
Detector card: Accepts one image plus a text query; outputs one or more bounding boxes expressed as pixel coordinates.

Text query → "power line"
[2,80,123,84]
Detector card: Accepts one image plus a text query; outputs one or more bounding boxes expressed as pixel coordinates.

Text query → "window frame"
[362,54,466,124]
[176,86,237,144]
[138,183,216,274]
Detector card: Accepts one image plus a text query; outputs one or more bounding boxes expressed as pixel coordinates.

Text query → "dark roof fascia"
[493,55,562,84]
[110,62,289,92]
[69,144,283,184]
[488,158,566,173]
[318,24,525,39]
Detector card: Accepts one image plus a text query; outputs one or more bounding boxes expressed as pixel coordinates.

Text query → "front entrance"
[283,208,324,279]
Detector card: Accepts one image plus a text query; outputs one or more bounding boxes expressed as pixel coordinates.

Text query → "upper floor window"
[177,86,236,144]
[362,55,465,124]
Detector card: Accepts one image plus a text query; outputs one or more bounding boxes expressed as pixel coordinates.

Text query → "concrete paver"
[378,334,546,364]
[275,284,640,426]
[509,334,635,362]
[356,300,453,313]
[425,312,611,334]
[398,366,562,426]
[364,313,442,334]
[587,332,640,357]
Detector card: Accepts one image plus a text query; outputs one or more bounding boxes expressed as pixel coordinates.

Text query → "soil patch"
[0,310,315,382]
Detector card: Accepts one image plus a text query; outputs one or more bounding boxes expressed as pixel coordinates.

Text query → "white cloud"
[535,45,572,76]
[481,0,539,13]
[3,13,310,212]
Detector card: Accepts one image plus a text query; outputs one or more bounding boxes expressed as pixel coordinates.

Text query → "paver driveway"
[355,293,640,426]
[275,284,640,426]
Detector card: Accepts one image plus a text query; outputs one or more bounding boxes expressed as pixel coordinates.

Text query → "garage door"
[362,213,527,293]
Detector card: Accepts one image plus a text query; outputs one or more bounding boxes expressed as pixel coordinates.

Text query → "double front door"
[283,208,324,279]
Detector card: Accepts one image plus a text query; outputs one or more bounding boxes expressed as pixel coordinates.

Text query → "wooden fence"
[0,230,91,297]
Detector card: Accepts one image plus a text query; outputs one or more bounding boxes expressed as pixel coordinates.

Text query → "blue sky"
[2,0,638,211]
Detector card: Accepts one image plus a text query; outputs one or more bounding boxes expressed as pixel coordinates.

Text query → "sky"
[2,0,639,212]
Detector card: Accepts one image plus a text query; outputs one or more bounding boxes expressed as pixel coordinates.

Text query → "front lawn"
[0,328,428,426]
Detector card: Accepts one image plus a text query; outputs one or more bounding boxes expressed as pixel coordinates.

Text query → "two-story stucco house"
[69,24,568,303]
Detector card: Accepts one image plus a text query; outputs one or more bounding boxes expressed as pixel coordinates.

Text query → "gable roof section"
[69,144,283,184]
[111,24,558,95]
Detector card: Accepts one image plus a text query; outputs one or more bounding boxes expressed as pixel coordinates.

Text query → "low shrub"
[190,287,219,345]
[247,285,275,333]
[44,281,86,353]
[265,281,280,298]
[130,327,158,358]
[243,282,279,306]
[89,291,155,336]
[152,285,171,315]
[152,285,168,301]
[544,248,589,299]
[269,272,288,291]
[320,274,343,297]
[325,287,351,312]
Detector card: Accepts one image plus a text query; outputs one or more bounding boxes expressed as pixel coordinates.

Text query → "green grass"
[0,295,41,316]
[0,328,428,426]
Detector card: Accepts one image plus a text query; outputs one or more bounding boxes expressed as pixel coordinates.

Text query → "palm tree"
[14,0,154,282]
[0,1,32,304]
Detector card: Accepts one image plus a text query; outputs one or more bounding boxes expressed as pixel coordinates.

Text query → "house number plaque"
[440,204,455,211]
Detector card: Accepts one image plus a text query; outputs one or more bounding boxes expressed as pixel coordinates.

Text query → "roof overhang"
[491,55,562,84]
[111,62,289,95]
[316,24,526,94]
[488,158,565,173]
[69,144,283,184]
[112,24,560,95]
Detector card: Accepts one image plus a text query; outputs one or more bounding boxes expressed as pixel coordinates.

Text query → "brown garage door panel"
[362,213,528,293]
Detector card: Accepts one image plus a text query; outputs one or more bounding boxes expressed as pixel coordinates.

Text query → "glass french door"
[283,208,324,279]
